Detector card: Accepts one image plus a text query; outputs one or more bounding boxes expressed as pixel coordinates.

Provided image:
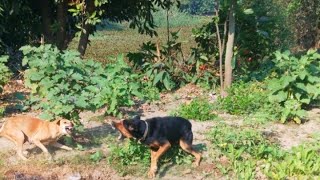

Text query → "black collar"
[139,120,148,141]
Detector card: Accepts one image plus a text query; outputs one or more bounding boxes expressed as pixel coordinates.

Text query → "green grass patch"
[107,140,194,177]
[207,123,320,179]
[172,98,218,121]
[153,6,210,28]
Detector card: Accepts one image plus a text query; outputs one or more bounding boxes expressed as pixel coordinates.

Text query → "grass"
[171,98,218,121]
[69,26,198,63]
[68,14,210,63]
[107,139,196,177]
[207,122,320,179]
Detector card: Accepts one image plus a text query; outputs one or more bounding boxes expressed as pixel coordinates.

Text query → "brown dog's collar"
[139,120,148,142]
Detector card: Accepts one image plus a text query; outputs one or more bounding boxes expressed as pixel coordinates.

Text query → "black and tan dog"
[112,116,201,178]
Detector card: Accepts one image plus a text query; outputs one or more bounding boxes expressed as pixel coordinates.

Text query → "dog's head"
[55,119,74,135]
[111,116,142,139]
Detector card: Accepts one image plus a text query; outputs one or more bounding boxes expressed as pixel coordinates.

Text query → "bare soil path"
[1,81,320,179]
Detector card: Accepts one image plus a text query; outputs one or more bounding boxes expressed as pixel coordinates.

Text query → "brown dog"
[0,115,74,160]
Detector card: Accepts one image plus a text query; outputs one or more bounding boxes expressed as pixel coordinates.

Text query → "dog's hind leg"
[33,140,52,160]
[179,131,202,166]
[2,130,28,160]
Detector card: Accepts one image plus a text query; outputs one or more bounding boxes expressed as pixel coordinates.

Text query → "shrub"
[267,50,320,123]
[216,82,268,115]
[21,45,148,124]
[172,98,217,121]
[180,0,215,15]
[128,30,218,91]
[153,6,204,28]
[0,55,12,93]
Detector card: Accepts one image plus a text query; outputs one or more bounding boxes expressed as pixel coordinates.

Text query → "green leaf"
[75,97,88,108]
[153,71,165,85]
[39,112,54,121]
[243,8,254,15]
[269,90,287,103]
[71,73,83,81]
[163,75,172,90]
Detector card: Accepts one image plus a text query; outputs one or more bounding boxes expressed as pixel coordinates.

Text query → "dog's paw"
[193,161,200,167]
[147,171,156,179]
[66,147,73,151]
[20,156,29,161]
[23,150,29,156]
[46,154,53,161]
[147,168,157,179]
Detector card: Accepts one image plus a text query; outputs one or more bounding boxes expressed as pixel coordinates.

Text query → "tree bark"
[224,0,236,89]
[57,0,68,50]
[39,0,52,43]
[77,0,95,57]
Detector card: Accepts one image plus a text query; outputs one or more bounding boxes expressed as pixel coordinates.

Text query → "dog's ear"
[132,115,141,121]
[125,120,136,131]
[55,119,61,125]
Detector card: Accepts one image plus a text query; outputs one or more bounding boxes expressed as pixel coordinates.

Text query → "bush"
[0,55,12,93]
[128,30,218,91]
[153,6,204,28]
[21,45,149,124]
[216,82,268,115]
[180,0,215,15]
[267,50,320,123]
[172,98,217,121]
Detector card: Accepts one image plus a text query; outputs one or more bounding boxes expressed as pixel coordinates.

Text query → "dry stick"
[214,2,229,96]
[155,40,161,62]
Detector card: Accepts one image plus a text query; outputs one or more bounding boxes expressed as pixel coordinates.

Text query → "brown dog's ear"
[55,119,61,125]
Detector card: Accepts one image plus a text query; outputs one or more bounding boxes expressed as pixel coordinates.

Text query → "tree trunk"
[77,0,95,57]
[57,0,68,50]
[40,0,52,43]
[224,0,236,89]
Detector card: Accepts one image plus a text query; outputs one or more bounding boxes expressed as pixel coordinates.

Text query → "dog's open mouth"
[65,126,73,134]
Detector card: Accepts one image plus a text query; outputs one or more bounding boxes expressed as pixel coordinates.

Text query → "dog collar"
[139,120,149,141]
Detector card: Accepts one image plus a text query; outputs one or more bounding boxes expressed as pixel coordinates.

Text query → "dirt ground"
[0,81,320,179]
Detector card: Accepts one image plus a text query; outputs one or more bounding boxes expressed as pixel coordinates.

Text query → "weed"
[207,123,320,179]
[90,150,104,163]
[108,140,150,176]
[216,81,268,115]
[0,55,12,93]
[265,143,320,179]
[0,107,5,118]
[171,98,218,121]
[267,50,320,123]
[108,139,194,176]
[153,6,207,28]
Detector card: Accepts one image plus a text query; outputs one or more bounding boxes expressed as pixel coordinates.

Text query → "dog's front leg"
[51,142,73,151]
[33,140,52,160]
[148,141,171,178]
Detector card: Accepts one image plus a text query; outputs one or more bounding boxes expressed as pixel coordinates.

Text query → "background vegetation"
[0,0,319,178]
